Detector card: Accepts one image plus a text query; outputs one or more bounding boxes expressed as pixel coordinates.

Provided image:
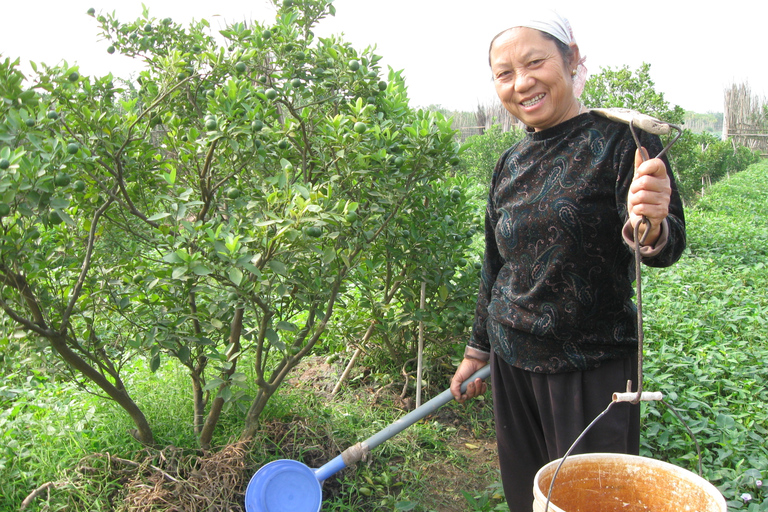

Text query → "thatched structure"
[723,83,768,156]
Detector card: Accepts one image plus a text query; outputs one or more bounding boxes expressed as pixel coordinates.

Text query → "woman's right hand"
[450,357,489,403]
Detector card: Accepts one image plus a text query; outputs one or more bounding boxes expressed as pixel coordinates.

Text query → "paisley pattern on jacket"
[468,112,686,373]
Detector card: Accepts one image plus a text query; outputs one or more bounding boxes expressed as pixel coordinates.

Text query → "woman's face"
[490,27,580,131]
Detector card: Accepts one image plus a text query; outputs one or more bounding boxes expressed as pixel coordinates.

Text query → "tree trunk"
[198,308,244,450]
[48,332,155,446]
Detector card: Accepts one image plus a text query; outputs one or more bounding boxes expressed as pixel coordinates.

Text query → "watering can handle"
[314,364,491,482]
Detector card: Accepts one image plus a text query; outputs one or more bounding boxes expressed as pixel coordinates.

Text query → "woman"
[449,9,686,511]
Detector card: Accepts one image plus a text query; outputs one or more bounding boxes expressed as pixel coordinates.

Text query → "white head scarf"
[494,8,588,97]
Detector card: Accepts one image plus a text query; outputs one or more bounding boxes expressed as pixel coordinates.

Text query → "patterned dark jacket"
[467,112,686,373]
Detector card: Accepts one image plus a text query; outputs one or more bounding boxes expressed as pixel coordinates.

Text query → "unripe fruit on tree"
[353,122,367,134]
[54,172,71,187]
[265,88,278,100]
[67,142,79,155]
[0,158,9,170]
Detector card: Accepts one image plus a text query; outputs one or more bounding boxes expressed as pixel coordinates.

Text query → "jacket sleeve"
[616,127,686,268]
[466,148,512,360]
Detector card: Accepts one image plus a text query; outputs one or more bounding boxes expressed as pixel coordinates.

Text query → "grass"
[2,160,768,511]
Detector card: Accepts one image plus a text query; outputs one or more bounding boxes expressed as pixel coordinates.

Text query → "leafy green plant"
[640,161,768,511]
[0,0,461,450]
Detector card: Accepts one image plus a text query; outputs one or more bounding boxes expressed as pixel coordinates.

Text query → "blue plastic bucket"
[244,459,322,512]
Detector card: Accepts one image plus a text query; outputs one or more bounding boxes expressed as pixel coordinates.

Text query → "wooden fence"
[723,83,768,157]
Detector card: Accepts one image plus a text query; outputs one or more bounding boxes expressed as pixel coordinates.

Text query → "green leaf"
[267,260,287,276]
[203,377,224,392]
[191,264,211,276]
[177,346,190,364]
[228,267,243,286]
[276,321,297,332]
[150,354,160,373]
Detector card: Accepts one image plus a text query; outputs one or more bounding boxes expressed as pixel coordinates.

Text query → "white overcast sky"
[2,0,766,114]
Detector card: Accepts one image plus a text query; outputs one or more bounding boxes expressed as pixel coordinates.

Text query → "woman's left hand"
[627,147,671,246]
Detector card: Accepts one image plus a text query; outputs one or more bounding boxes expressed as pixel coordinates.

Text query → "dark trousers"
[491,351,640,512]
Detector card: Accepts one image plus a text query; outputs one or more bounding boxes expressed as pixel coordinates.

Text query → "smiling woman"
[450,8,688,512]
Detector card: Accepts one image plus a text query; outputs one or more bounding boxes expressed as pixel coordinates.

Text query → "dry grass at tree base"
[22,357,499,511]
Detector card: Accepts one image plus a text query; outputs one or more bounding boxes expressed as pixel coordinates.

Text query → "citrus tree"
[0,0,460,448]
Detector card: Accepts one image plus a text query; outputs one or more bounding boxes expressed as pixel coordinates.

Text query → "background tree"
[581,62,685,125]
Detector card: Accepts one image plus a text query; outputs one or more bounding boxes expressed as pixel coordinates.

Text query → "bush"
[457,125,525,187]
[667,131,761,203]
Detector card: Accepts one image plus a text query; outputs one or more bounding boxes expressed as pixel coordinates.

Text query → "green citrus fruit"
[304,226,323,238]
[73,180,86,192]
[47,111,59,120]
[87,7,95,16]
[67,142,79,155]
[262,29,272,40]
[235,62,246,73]
[54,172,71,187]
[107,46,116,54]
[378,80,387,91]
[0,158,9,170]
[252,119,264,131]
[205,118,217,131]
[344,211,358,223]
[28,228,40,240]
[67,72,79,82]
[226,187,241,199]
[0,203,10,217]
[291,77,301,88]
[277,139,289,150]
[348,60,360,72]
[353,122,367,134]
[394,156,405,167]
[265,88,278,100]
[25,118,35,127]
